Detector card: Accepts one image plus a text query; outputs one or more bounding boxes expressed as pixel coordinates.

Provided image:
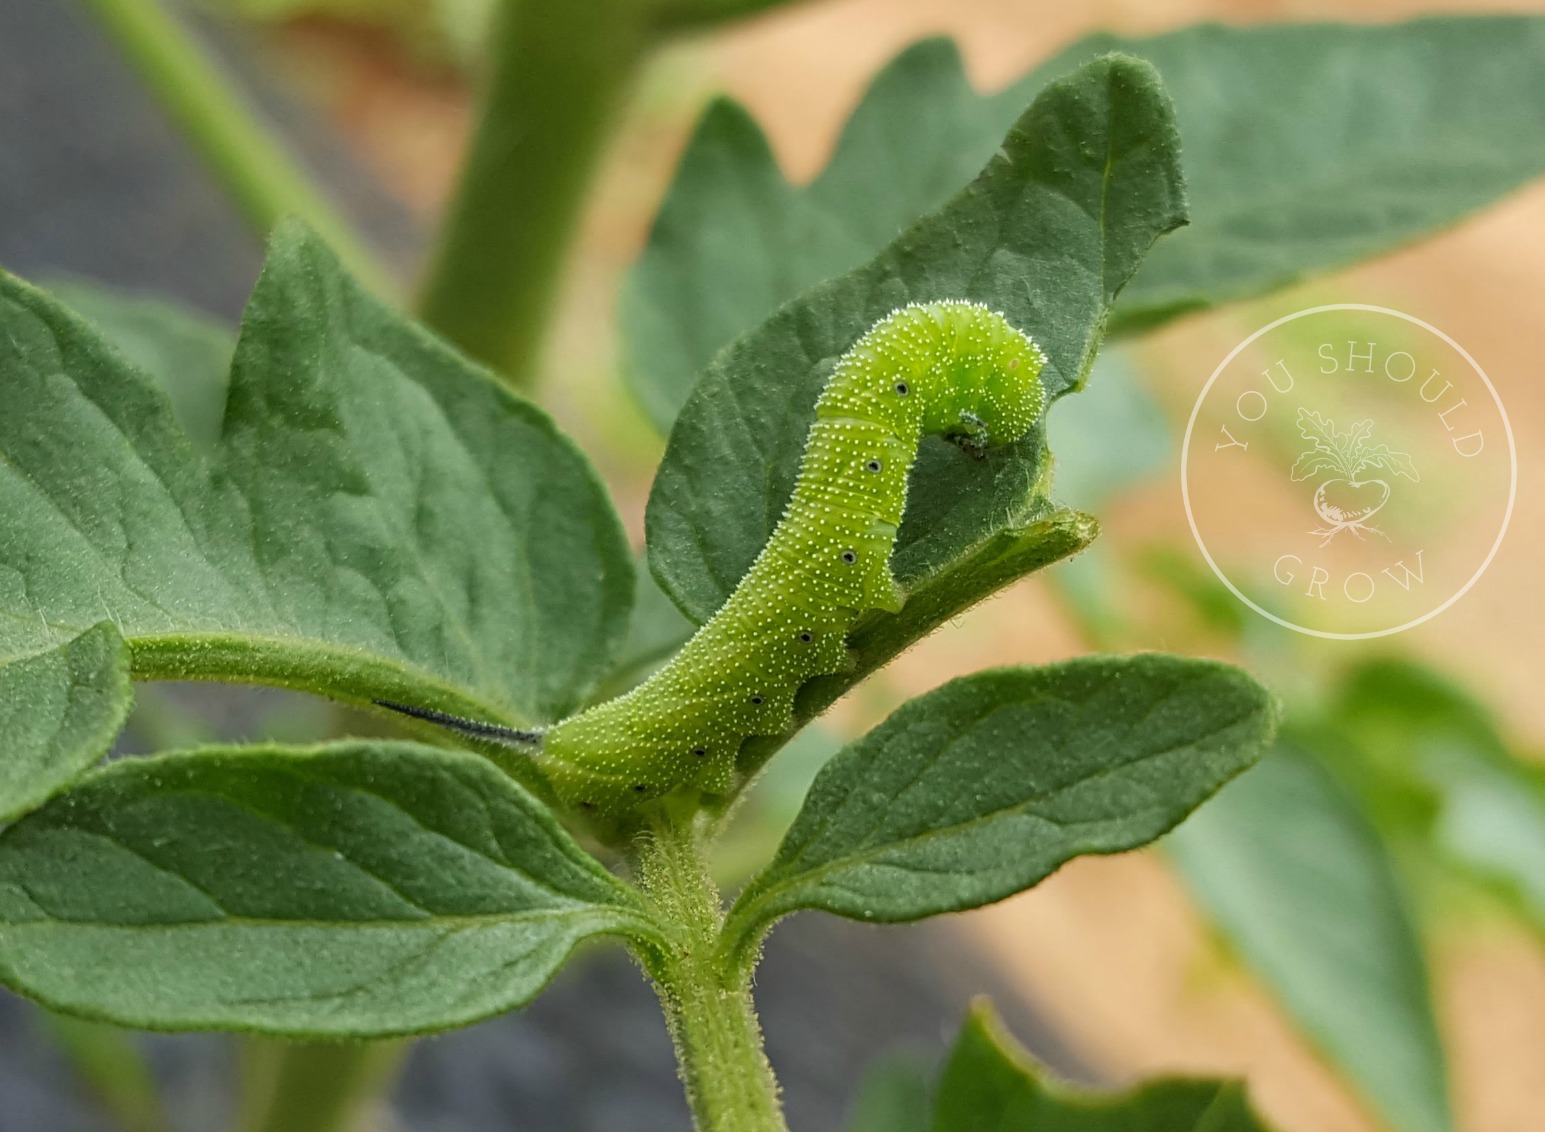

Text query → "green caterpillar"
[383,301,1046,813]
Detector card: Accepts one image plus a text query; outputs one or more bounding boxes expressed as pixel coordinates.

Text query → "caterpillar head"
[919,301,1047,446]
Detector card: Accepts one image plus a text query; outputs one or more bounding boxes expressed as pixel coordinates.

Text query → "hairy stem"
[636,820,787,1132]
[236,1038,409,1132]
[77,0,391,295]
[417,0,650,388]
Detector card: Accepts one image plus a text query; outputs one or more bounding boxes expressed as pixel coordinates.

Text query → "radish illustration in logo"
[1291,408,1419,546]
[1185,305,1513,639]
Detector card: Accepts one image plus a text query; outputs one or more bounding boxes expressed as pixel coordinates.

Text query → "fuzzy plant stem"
[416,0,650,389]
[636,819,788,1132]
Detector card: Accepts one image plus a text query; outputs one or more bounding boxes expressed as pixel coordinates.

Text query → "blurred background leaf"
[933,999,1276,1131]
[1167,743,1454,1132]
[43,279,234,451]
[842,1052,932,1132]
[625,17,1545,430]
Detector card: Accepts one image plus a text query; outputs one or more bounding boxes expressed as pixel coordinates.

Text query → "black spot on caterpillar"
[381,301,1046,814]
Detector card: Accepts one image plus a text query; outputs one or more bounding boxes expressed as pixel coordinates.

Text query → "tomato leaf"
[1168,743,1454,1132]
[0,742,666,1037]
[0,224,632,727]
[0,625,131,824]
[626,18,1545,429]
[647,52,1183,624]
[723,656,1276,967]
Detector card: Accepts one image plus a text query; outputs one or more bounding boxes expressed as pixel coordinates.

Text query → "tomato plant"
[4,3,1544,1130]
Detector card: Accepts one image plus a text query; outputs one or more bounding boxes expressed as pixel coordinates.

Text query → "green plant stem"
[44,1014,172,1132]
[76,0,392,296]
[648,0,816,34]
[416,0,650,388]
[636,820,787,1132]
[237,1038,409,1132]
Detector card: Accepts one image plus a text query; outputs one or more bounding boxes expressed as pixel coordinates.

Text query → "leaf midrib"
[731,686,1259,931]
[109,630,523,726]
[0,906,628,933]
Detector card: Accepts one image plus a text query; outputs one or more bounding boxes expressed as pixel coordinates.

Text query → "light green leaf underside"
[627,16,1545,428]
[933,999,1276,1132]
[0,741,660,1037]
[1434,756,1545,930]
[0,624,132,824]
[1331,659,1545,942]
[646,52,1186,626]
[1102,17,1545,333]
[723,655,1275,963]
[0,222,633,725]
[1167,744,1454,1132]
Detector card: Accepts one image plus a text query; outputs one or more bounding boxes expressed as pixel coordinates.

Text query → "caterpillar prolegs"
[383,301,1046,814]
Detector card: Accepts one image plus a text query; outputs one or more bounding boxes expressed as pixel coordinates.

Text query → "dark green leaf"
[0,741,663,1037]
[0,624,131,824]
[627,17,1545,424]
[43,280,234,452]
[933,998,1275,1132]
[622,37,1069,430]
[722,656,1275,966]
[646,53,1185,625]
[1335,659,1505,761]
[0,222,633,726]
[1167,743,1454,1132]
[592,554,698,702]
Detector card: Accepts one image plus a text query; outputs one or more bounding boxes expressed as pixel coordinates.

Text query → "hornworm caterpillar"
[382,301,1046,813]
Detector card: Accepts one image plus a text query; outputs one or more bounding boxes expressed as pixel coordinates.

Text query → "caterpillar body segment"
[539,301,1047,813]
